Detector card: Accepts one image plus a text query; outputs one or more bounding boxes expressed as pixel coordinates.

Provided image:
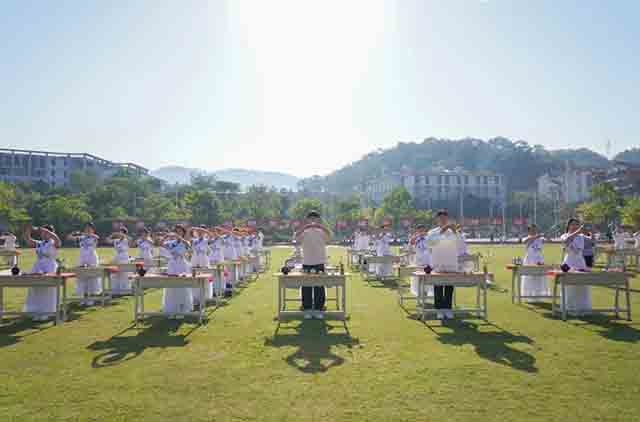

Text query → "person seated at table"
[67,222,101,306]
[23,224,61,321]
[410,224,433,297]
[161,225,193,318]
[375,224,394,277]
[0,231,18,267]
[295,210,331,320]
[425,209,459,320]
[520,224,548,302]
[136,227,155,269]
[561,218,592,313]
[107,226,132,295]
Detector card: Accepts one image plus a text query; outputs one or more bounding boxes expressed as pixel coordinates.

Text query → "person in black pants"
[295,211,331,319]
[425,209,458,319]
[302,263,326,311]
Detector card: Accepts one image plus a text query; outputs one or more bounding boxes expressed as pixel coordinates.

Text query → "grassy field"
[1,245,640,422]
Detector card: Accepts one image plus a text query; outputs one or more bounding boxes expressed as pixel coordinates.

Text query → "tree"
[184,190,221,226]
[289,198,324,220]
[621,198,640,228]
[577,202,607,225]
[0,182,30,231]
[38,194,92,235]
[590,182,621,224]
[381,187,413,228]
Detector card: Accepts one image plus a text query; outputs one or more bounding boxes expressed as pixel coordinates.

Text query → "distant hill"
[614,148,640,164]
[151,166,299,190]
[298,137,614,193]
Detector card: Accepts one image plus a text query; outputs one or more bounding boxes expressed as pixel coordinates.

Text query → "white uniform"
[222,235,237,287]
[412,234,433,297]
[560,233,591,312]
[208,237,225,293]
[162,239,194,313]
[232,235,245,280]
[24,239,58,316]
[614,231,627,250]
[375,232,393,277]
[0,234,18,266]
[521,237,549,302]
[425,227,460,273]
[634,233,640,249]
[191,236,212,302]
[111,238,131,294]
[76,235,102,298]
[137,238,155,269]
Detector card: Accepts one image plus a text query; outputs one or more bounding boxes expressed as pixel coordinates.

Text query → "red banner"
[513,218,529,226]
[383,217,393,226]
[493,217,503,225]
[291,220,302,228]
[336,220,348,229]
[269,219,279,228]
[358,219,369,228]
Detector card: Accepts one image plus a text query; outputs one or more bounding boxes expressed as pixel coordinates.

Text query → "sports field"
[1,245,639,422]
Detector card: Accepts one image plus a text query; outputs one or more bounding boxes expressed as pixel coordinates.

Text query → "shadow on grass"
[566,315,640,343]
[86,320,196,368]
[0,317,54,347]
[264,320,360,374]
[432,321,538,373]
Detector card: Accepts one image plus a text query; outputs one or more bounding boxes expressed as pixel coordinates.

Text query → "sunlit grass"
[1,245,639,421]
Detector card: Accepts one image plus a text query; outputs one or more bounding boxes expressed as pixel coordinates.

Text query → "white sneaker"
[175,314,185,320]
[304,313,313,320]
[446,310,454,319]
[436,312,444,320]
[314,312,324,320]
[86,300,95,306]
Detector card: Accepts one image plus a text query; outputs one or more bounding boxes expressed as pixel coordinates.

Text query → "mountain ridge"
[151,166,299,190]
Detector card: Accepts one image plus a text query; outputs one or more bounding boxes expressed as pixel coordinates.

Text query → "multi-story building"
[592,160,640,197]
[537,164,593,203]
[361,167,506,209]
[0,148,148,187]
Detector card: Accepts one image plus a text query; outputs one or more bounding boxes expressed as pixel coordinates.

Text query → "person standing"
[375,224,394,277]
[108,227,132,295]
[560,218,592,313]
[295,211,331,320]
[425,209,459,320]
[161,225,193,318]
[23,225,61,321]
[136,227,155,269]
[520,224,548,302]
[582,225,595,269]
[0,231,18,267]
[67,222,101,305]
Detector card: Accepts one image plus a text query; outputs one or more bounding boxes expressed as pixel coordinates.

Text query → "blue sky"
[1,0,638,177]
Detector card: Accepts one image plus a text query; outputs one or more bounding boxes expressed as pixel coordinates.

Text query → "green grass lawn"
[1,245,640,422]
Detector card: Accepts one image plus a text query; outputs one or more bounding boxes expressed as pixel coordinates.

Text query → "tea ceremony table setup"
[408,271,490,321]
[361,255,400,282]
[0,249,20,269]
[275,268,349,321]
[601,248,640,271]
[507,264,558,304]
[67,265,119,307]
[0,271,76,325]
[133,272,211,325]
[548,270,634,321]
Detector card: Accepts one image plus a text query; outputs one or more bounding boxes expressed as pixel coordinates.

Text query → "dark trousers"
[302,264,326,310]
[584,255,594,268]
[434,286,454,309]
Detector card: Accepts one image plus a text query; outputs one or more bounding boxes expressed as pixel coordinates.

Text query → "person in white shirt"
[424,209,459,319]
[410,224,432,268]
[520,224,548,302]
[560,218,592,312]
[295,211,331,320]
[0,231,18,267]
[634,230,640,249]
[107,227,132,295]
[375,225,394,277]
[23,224,61,321]
[613,226,628,250]
[67,222,101,305]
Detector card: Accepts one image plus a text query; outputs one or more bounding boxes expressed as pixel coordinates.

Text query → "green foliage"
[621,198,640,228]
[302,137,611,194]
[289,198,324,220]
[381,187,413,227]
[0,182,30,231]
[39,194,92,234]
